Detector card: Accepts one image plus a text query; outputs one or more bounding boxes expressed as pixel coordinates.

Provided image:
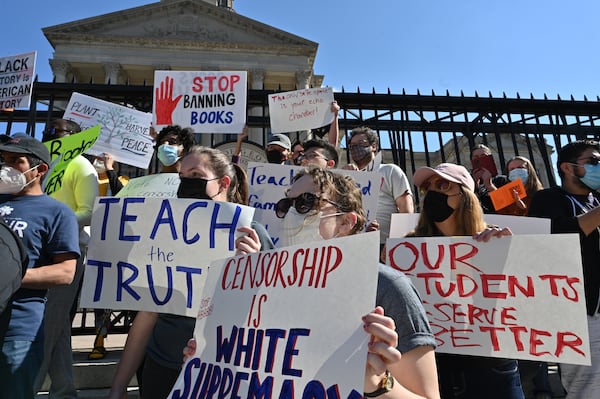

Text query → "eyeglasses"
[298,152,328,162]
[348,143,371,151]
[421,177,453,193]
[275,192,343,218]
[573,156,600,166]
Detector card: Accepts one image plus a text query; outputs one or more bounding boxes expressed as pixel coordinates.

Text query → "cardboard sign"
[43,125,101,195]
[386,234,590,365]
[389,213,551,238]
[0,51,36,109]
[246,162,380,246]
[116,173,180,198]
[268,87,335,134]
[63,92,154,169]
[490,179,527,211]
[153,71,247,133]
[168,232,380,399]
[80,197,255,317]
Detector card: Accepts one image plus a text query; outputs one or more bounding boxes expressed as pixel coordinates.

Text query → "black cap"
[0,136,51,166]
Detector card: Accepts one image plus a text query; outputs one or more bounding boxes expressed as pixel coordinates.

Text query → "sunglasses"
[298,152,328,162]
[275,192,342,218]
[573,156,600,166]
[421,177,453,193]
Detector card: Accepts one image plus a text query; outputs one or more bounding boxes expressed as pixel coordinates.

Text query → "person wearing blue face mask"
[497,156,544,216]
[151,125,196,173]
[529,140,600,399]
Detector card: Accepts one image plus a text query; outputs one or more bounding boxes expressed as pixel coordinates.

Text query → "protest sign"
[116,173,180,198]
[43,125,101,195]
[80,197,255,317]
[268,87,335,134]
[246,162,380,245]
[389,213,551,238]
[0,51,36,109]
[168,232,380,399]
[153,71,247,133]
[63,92,154,169]
[386,234,590,365]
[489,178,526,211]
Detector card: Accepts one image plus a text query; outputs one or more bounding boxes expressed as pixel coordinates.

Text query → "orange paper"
[490,179,526,210]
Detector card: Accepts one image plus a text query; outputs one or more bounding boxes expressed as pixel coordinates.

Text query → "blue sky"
[4,0,600,100]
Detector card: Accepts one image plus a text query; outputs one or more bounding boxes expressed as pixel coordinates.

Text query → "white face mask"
[0,165,37,194]
[279,208,345,247]
[93,158,106,173]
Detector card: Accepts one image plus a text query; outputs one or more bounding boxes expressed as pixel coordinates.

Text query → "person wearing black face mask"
[109,146,274,399]
[408,163,521,399]
[265,133,292,164]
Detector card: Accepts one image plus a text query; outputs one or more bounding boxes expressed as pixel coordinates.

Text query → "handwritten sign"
[268,87,335,134]
[490,178,527,211]
[389,213,551,238]
[80,197,255,317]
[386,234,590,365]
[63,92,154,169]
[116,173,180,198]
[153,71,247,134]
[168,232,380,399]
[0,51,36,109]
[246,162,380,246]
[43,125,101,195]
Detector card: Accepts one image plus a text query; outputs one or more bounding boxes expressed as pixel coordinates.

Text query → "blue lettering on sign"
[150,199,178,240]
[248,165,295,187]
[120,198,145,241]
[248,194,276,210]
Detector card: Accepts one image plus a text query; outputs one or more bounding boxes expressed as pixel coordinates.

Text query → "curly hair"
[181,146,248,205]
[349,126,379,151]
[293,166,366,234]
[155,125,196,155]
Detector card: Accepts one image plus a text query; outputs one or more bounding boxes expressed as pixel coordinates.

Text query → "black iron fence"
[3,81,600,334]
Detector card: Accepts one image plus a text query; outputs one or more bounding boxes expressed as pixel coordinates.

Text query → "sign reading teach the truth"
[246,162,380,246]
[0,51,36,109]
[80,197,255,317]
[168,232,380,399]
[268,87,335,134]
[386,234,590,365]
[63,92,154,169]
[153,71,247,133]
[43,125,101,195]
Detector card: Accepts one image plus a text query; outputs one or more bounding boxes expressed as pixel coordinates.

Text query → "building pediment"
[43,0,317,54]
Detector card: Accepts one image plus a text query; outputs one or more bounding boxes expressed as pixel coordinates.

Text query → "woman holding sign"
[497,156,544,216]
[184,166,441,398]
[108,146,274,399]
[409,163,522,399]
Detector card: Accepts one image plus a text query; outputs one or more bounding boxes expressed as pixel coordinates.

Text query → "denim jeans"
[0,339,43,399]
[438,357,525,399]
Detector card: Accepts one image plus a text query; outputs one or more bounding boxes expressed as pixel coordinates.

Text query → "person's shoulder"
[377,263,412,287]
[378,163,408,177]
[67,155,97,174]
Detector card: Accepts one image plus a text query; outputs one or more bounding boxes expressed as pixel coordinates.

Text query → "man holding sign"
[529,140,600,399]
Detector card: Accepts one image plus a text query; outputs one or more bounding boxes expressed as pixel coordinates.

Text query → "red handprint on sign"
[155,76,182,125]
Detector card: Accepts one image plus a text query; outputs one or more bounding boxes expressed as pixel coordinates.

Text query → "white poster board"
[153,71,247,133]
[116,173,180,198]
[0,51,36,109]
[389,213,552,238]
[168,232,380,399]
[63,92,154,169]
[268,87,335,133]
[80,197,255,317]
[385,234,590,365]
[247,162,380,245]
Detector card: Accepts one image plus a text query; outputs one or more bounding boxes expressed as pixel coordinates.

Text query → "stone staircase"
[35,334,139,399]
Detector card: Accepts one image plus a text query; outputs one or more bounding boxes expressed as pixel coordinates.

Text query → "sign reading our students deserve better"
[63,92,154,169]
[80,197,255,317]
[0,51,36,109]
[268,87,335,134]
[386,234,590,365]
[168,232,380,399]
[153,71,247,133]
